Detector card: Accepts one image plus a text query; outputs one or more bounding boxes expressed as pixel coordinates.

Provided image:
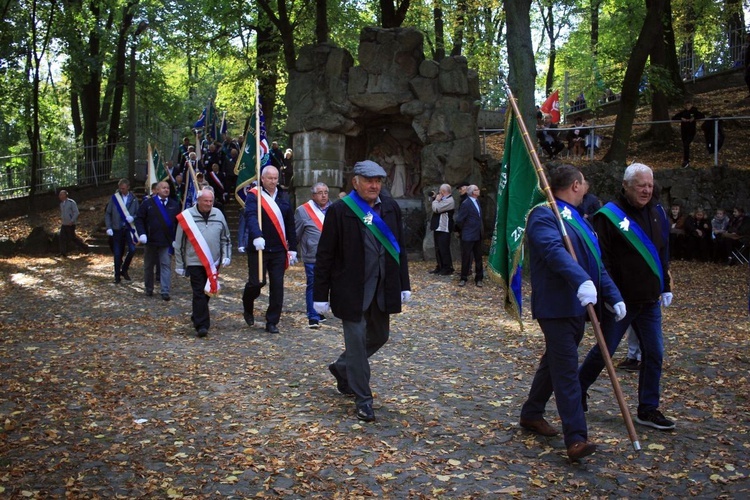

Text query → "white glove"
[221,258,230,267]
[288,251,297,266]
[613,301,627,322]
[175,268,186,277]
[401,290,412,303]
[576,280,597,307]
[126,215,134,223]
[660,292,673,307]
[106,229,113,237]
[313,302,330,315]
[238,247,245,253]
[139,234,148,244]
[253,237,265,251]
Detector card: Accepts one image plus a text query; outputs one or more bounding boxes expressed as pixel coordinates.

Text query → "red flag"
[540,90,560,123]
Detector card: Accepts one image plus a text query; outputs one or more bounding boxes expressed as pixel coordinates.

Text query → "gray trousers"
[143,245,172,294]
[333,302,390,406]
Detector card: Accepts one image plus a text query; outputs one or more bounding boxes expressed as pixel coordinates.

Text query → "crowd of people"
[54,128,747,462]
[163,134,294,211]
[668,204,750,263]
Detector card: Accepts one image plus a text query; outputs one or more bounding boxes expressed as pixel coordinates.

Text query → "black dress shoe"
[243,312,255,327]
[265,323,279,334]
[113,278,121,284]
[356,403,375,422]
[161,293,171,301]
[428,268,440,274]
[196,327,208,338]
[121,271,131,281]
[328,364,355,396]
[145,290,153,297]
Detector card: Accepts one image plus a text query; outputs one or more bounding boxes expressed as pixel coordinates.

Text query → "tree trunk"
[662,0,684,92]
[646,31,672,145]
[315,0,328,44]
[257,9,280,137]
[591,0,601,54]
[380,0,410,28]
[541,3,555,95]
[450,0,466,56]
[433,0,445,61]
[104,4,135,179]
[504,0,537,132]
[604,0,666,164]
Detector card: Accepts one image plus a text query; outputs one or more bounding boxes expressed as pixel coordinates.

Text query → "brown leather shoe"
[519,417,560,437]
[567,440,597,461]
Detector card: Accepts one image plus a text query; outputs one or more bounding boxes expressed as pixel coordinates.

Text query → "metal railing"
[480,114,747,167]
[0,142,129,200]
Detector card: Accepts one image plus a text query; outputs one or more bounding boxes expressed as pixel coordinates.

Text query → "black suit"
[454,196,484,282]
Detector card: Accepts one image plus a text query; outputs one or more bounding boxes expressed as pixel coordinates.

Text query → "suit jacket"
[313,196,410,322]
[135,196,180,247]
[455,197,483,241]
[105,193,139,230]
[242,188,297,253]
[527,202,622,320]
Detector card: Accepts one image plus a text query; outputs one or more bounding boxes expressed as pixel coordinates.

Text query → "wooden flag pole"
[255,81,263,283]
[499,73,641,452]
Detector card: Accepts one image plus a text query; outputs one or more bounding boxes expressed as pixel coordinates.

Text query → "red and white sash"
[301,200,325,232]
[208,171,224,191]
[251,187,289,268]
[176,210,220,296]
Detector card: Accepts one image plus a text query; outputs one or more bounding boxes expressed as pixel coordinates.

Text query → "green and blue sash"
[342,191,401,264]
[556,200,602,281]
[599,202,664,291]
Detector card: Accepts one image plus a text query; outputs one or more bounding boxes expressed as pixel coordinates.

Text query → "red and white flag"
[540,90,560,124]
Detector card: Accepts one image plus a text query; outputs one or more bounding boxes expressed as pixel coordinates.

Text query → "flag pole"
[499,72,640,452]
[255,81,263,282]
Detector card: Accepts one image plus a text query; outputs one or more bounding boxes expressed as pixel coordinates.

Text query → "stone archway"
[284,28,483,252]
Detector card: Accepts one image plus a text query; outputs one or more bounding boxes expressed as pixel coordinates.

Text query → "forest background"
[1,0,750,198]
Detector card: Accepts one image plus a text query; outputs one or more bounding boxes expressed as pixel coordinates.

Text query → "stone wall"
[581,162,750,212]
[284,28,485,253]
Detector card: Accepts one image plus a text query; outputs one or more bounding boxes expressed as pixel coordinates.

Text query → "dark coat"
[592,192,671,304]
[242,188,297,253]
[134,196,180,247]
[454,197,483,242]
[313,196,411,322]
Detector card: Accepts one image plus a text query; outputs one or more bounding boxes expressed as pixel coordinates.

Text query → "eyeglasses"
[314,191,329,195]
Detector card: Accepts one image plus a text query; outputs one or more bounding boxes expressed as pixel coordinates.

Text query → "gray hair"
[467,185,479,196]
[310,182,328,194]
[197,186,214,199]
[439,183,451,194]
[623,163,653,184]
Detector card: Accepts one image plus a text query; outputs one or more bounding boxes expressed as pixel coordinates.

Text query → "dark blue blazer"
[527,203,622,320]
[455,197,483,242]
[242,188,297,253]
[135,196,180,247]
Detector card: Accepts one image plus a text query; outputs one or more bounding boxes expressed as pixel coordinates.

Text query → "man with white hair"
[295,182,332,328]
[240,165,297,334]
[578,163,675,431]
[454,184,484,287]
[174,187,231,338]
